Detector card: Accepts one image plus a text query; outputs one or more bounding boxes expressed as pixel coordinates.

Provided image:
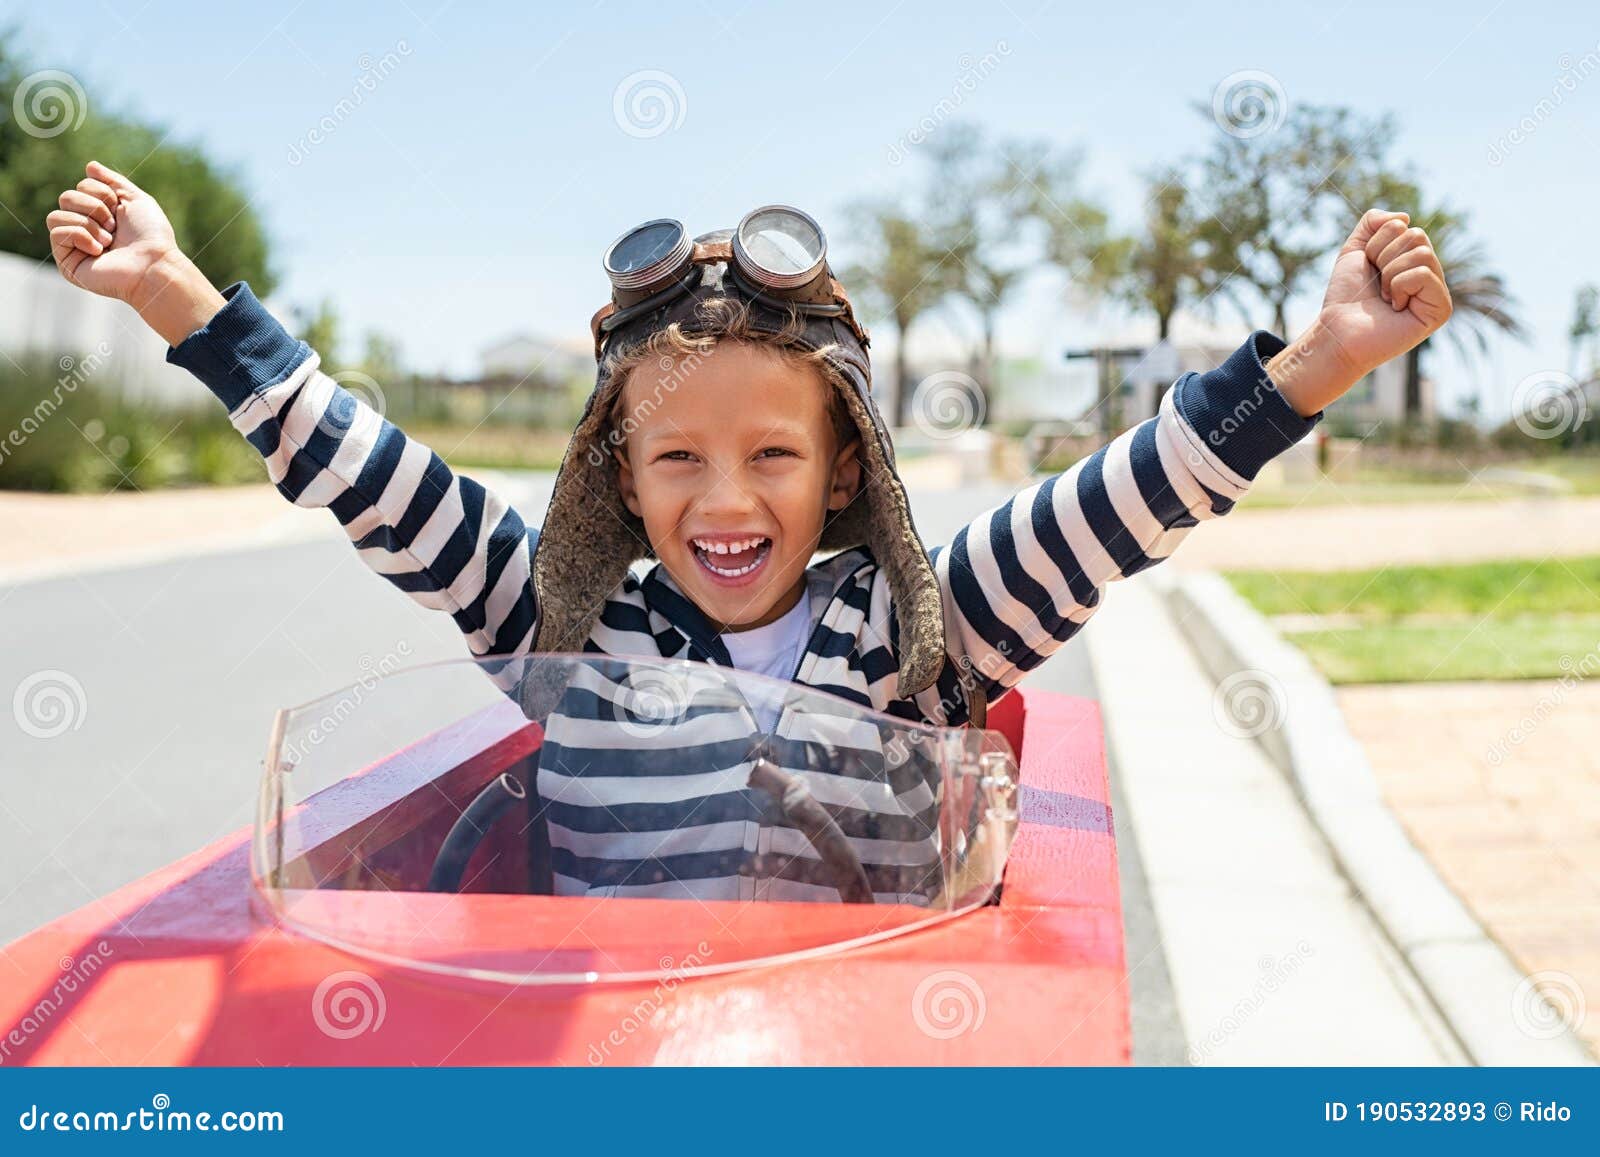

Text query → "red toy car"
[1,656,1126,1065]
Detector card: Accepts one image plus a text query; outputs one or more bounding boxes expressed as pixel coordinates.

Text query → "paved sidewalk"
[1084,574,1461,1063]
[1170,495,1600,572]
[0,485,316,584]
[0,470,560,586]
[1338,681,1600,1058]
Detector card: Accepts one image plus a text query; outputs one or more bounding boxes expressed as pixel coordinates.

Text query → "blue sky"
[10,0,1599,420]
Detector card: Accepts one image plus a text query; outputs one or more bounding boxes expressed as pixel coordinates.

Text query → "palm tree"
[1397,202,1526,422]
[1570,285,1598,380]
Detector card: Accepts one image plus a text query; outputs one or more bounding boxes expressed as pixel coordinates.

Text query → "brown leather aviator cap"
[528,215,963,709]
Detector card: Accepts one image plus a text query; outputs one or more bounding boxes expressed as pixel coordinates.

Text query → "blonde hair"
[602,295,858,455]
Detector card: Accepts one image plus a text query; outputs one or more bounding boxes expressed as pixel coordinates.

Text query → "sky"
[9,0,1600,421]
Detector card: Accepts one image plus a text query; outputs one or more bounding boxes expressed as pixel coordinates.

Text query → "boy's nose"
[696,470,758,517]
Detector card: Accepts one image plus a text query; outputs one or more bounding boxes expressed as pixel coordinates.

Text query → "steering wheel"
[425,773,527,893]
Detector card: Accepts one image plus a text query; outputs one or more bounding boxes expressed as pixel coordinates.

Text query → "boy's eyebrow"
[634,417,817,445]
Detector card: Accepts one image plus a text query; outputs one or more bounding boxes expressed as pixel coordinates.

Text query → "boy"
[48,162,1450,901]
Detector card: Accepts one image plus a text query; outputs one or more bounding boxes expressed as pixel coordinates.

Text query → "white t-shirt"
[720,594,812,732]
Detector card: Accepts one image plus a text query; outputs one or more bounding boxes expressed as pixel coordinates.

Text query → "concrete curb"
[1161,569,1595,1067]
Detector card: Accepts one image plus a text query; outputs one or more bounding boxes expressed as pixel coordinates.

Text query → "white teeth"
[693,536,767,555]
[694,537,771,577]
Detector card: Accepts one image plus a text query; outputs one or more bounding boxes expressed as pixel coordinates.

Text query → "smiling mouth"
[690,535,773,580]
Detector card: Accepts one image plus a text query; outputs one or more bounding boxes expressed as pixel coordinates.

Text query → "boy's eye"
[654,449,697,463]
[757,447,796,460]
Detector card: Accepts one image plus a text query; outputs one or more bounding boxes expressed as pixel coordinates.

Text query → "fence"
[0,249,207,405]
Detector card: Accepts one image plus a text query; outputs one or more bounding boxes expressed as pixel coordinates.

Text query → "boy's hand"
[1266,209,1453,417]
[47,160,225,347]
[48,161,179,304]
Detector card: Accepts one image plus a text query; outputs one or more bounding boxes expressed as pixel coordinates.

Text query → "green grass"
[1237,479,1496,508]
[1226,556,1600,683]
[1237,456,1600,509]
[1225,557,1600,619]
[408,424,571,472]
[1287,615,1600,684]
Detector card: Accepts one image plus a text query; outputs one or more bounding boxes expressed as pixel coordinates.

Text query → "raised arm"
[47,161,540,659]
[918,207,1453,720]
[919,330,1316,715]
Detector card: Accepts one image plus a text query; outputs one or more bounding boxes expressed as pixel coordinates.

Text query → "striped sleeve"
[925,330,1321,706]
[166,281,540,659]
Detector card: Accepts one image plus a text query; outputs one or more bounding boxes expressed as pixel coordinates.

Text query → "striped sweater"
[169,283,1321,901]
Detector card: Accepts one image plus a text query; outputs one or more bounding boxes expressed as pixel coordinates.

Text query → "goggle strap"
[690,237,734,264]
[588,303,617,362]
[590,270,872,361]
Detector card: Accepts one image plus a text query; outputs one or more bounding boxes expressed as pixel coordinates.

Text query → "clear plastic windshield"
[253,654,1018,986]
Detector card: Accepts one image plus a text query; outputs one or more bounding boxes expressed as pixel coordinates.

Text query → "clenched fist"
[48,161,180,304]
[1321,209,1452,372]
[1266,208,1454,417]
[47,160,225,347]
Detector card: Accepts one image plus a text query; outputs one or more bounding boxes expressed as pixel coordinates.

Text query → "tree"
[1026,143,1119,300]
[0,32,275,294]
[839,201,964,428]
[1094,166,1207,340]
[1193,104,1398,335]
[924,125,1075,399]
[1571,284,1599,381]
[297,300,341,368]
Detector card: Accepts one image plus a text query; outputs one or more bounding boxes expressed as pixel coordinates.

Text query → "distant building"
[1119,339,1237,424]
[480,334,591,384]
[0,249,240,405]
[1082,338,1434,432]
[1333,357,1433,429]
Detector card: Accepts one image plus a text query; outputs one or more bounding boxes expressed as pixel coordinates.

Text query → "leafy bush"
[0,355,265,492]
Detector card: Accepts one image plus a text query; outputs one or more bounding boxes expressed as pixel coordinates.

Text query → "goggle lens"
[736,207,826,288]
[603,219,690,290]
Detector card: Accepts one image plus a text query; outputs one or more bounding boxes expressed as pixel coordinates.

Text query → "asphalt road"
[0,473,1184,1061]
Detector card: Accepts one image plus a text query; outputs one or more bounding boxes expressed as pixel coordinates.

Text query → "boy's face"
[613,341,861,633]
